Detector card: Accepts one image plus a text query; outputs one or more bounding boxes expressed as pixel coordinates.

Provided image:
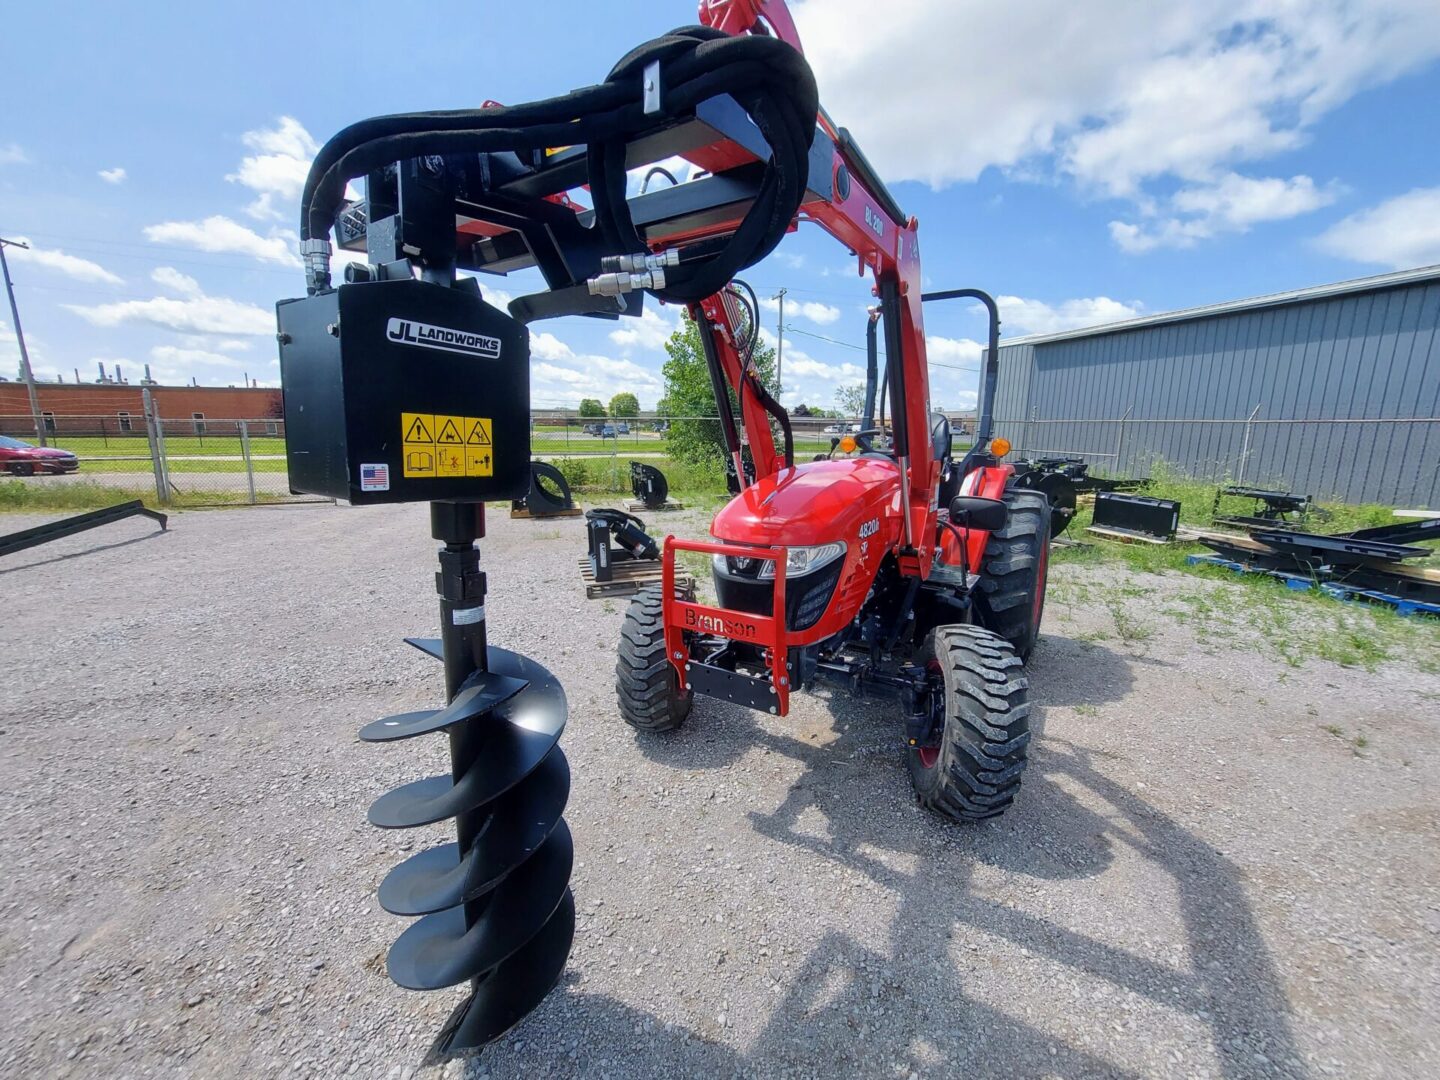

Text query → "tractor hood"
[711,457,901,547]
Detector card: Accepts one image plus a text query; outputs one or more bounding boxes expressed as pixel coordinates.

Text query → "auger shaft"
[430,502,490,857]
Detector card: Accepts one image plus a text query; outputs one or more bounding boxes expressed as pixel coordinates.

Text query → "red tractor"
[615,3,1050,822]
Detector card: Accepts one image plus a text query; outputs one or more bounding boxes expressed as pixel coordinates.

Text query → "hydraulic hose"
[299,26,818,302]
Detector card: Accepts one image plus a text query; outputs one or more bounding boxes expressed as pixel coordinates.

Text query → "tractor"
[612,5,1050,824]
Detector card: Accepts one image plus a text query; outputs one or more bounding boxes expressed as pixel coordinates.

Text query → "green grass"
[0,479,304,513]
[51,434,289,458]
[1055,463,1440,672]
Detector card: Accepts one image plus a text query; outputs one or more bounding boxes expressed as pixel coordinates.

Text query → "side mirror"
[949,496,1008,532]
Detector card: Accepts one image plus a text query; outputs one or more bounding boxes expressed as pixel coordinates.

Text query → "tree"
[834,383,866,419]
[661,312,778,466]
[608,392,639,418]
[578,398,606,418]
[792,403,812,417]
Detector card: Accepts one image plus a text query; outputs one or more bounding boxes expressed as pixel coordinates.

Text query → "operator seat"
[930,412,952,464]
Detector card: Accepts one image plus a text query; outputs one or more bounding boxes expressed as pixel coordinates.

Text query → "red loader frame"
[656,0,1014,714]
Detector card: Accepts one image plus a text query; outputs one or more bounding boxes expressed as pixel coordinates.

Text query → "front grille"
[712,560,843,632]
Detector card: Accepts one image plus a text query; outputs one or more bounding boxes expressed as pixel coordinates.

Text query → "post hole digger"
[277,0,1047,1061]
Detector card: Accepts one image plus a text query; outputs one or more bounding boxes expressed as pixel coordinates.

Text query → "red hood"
[710,457,901,546]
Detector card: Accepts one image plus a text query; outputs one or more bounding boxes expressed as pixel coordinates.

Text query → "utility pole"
[771,287,786,397]
[0,237,46,446]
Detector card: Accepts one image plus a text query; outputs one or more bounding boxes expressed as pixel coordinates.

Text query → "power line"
[782,324,980,374]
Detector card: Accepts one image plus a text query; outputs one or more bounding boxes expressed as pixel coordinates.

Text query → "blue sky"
[3,0,1439,414]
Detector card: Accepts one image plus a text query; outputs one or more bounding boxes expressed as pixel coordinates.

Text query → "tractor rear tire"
[907,625,1031,822]
[973,486,1049,661]
[615,582,694,733]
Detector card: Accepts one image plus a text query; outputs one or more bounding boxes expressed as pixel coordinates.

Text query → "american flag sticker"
[359,463,391,492]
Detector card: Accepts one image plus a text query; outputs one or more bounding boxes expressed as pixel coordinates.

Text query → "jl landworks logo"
[386,318,501,359]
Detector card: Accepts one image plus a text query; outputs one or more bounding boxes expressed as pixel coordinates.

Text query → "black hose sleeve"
[299,25,818,305]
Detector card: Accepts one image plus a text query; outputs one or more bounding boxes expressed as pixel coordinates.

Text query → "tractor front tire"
[973,486,1049,660]
[907,625,1031,822]
[615,582,693,733]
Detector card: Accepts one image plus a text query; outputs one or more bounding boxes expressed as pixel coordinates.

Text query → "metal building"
[992,265,1440,508]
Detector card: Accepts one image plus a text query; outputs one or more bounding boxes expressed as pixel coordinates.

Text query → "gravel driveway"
[2,503,1436,1079]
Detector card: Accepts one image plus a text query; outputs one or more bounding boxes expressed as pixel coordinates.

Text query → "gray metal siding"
[991,280,1440,507]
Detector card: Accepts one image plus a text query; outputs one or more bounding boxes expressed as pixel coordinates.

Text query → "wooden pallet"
[1084,524,1172,545]
[625,499,685,512]
[578,555,694,599]
[510,505,583,520]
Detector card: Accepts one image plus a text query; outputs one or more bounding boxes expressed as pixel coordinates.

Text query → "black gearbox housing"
[277,278,529,504]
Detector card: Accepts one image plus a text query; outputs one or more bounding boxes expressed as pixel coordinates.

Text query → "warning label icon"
[435,416,464,445]
[400,411,495,479]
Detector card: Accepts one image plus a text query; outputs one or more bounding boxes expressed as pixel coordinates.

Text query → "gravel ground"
[2,502,1437,1079]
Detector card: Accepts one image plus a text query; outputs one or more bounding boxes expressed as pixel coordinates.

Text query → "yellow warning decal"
[401,412,494,478]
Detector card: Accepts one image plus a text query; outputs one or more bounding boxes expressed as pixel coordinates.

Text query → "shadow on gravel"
[557,637,1306,1077]
[0,529,170,576]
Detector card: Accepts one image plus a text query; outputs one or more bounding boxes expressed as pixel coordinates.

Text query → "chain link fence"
[995,412,1440,508]
[1,402,325,507]
[3,406,982,507]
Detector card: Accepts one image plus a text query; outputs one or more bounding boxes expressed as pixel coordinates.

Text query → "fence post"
[142,388,170,506]
[1236,403,1262,485]
[240,420,257,504]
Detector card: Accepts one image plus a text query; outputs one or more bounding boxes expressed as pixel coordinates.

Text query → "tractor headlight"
[759,541,846,579]
[712,542,846,579]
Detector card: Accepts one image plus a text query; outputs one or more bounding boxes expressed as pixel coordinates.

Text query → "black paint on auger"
[364,503,574,1061]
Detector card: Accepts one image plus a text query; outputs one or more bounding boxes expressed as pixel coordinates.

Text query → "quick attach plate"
[685,660,780,714]
[277,278,529,504]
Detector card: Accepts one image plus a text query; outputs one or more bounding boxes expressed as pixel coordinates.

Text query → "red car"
[0,434,80,476]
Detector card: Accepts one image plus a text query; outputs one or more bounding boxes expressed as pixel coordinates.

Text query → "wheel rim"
[915,658,944,769]
[1032,536,1049,633]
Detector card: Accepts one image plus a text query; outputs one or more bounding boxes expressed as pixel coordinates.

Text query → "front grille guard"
[662,536,790,715]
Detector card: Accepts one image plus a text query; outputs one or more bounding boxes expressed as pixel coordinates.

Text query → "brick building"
[0,383,283,438]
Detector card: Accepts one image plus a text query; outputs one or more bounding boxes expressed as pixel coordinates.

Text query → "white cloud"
[1315,187,1440,270]
[1111,173,1340,252]
[792,0,1440,216]
[65,292,273,336]
[145,345,276,387]
[98,166,127,184]
[6,237,123,285]
[609,304,681,351]
[998,295,1144,337]
[0,143,28,166]
[150,344,249,371]
[927,336,983,366]
[144,215,297,265]
[151,266,204,298]
[531,354,664,408]
[529,331,576,362]
[229,117,319,221]
[760,295,842,325]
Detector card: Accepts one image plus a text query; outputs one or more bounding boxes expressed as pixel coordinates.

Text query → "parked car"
[616,422,630,435]
[0,435,80,476]
[823,424,841,434]
[582,423,601,435]
[599,424,618,438]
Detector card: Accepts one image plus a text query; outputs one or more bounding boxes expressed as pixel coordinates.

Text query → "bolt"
[325,323,340,337]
